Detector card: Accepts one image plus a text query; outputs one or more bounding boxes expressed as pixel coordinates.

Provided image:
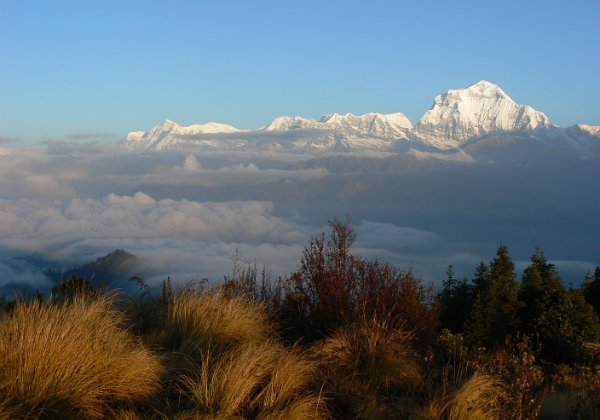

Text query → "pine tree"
[583,266,600,315]
[464,289,487,349]
[472,261,489,292]
[519,249,553,333]
[485,245,520,347]
[464,246,519,349]
[439,265,473,333]
[519,252,600,362]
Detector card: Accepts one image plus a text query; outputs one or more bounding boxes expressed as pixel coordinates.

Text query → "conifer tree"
[472,261,489,291]
[519,262,544,333]
[464,247,519,349]
[583,266,600,315]
[439,265,473,333]
[485,245,520,347]
[519,252,600,362]
[464,289,487,349]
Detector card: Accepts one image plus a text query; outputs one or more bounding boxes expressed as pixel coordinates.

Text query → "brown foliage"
[282,218,438,346]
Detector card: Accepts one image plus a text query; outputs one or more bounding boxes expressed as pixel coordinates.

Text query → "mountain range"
[119,81,600,157]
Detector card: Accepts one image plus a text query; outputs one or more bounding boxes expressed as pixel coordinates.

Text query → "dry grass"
[317,318,422,392]
[153,290,326,418]
[106,408,143,419]
[154,290,274,360]
[428,371,504,420]
[0,295,163,419]
[313,318,421,417]
[180,340,326,419]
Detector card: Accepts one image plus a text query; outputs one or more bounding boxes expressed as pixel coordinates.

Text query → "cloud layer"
[0,143,598,292]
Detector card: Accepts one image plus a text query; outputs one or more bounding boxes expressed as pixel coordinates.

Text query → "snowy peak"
[320,112,412,130]
[264,112,412,140]
[264,116,322,131]
[576,124,600,137]
[183,122,240,134]
[118,81,597,156]
[120,119,241,150]
[413,80,552,149]
[320,112,412,139]
[461,80,513,101]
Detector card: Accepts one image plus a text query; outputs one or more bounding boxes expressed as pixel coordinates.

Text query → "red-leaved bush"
[280,218,438,346]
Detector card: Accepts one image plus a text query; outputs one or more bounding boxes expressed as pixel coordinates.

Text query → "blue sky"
[1,0,599,145]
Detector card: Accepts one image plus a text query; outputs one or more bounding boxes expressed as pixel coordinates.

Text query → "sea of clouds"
[0,141,598,293]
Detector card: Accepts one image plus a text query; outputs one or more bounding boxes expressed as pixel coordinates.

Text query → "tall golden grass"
[155,290,274,359]
[180,341,325,418]
[0,295,163,419]
[423,371,504,420]
[1,284,579,419]
[317,318,422,392]
[149,290,327,418]
[314,318,421,417]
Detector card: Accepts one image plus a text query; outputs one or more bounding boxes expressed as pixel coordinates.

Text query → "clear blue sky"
[1,0,599,144]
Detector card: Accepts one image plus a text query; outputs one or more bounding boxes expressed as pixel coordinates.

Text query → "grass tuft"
[440,371,504,420]
[314,318,421,417]
[155,290,274,359]
[317,318,422,392]
[180,340,325,418]
[0,295,163,418]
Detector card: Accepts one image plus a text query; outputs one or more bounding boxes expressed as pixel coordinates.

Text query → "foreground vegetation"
[1,219,600,418]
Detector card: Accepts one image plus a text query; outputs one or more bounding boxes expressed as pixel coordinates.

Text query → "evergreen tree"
[583,266,600,315]
[485,245,520,347]
[439,265,473,333]
[519,249,558,333]
[464,289,487,349]
[519,262,544,333]
[518,252,600,362]
[464,246,519,349]
[472,261,489,291]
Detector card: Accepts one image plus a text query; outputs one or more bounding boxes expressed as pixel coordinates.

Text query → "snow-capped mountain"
[561,124,600,158]
[264,116,323,131]
[118,81,598,157]
[120,119,241,150]
[264,112,412,140]
[573,124,600,137]
[121,112,413,153]
[412,80,553,149]
[321,112,412,139]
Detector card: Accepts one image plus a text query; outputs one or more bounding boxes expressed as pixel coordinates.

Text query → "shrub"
[51,275,99,301]
[482,334,548,419]
[282,218,438,346]
[0,295,163,418]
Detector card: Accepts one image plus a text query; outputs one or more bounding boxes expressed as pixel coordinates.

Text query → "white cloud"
[0,193,305,258]
[142,156,328,188]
